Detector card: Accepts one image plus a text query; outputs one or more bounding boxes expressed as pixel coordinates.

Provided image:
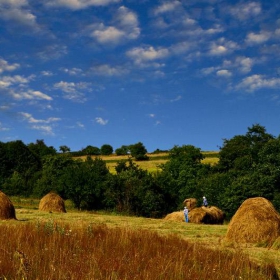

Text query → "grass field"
[74,151,220,173]
[0,197,278,279]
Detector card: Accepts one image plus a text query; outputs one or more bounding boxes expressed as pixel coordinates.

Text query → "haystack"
[0,191,16,220]
[183,198,197,211]
[225,197,280,245]
[164,211,184,222]
[189,206,225,224]
[39,192,66,213]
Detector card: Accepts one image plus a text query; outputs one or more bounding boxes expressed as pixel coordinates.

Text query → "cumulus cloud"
[0,0,39,30]
[153,1,181,15]
[227,2,261,21]
[89,6,140,45]
[37,44,68,61]
[53,81,91,102]
[209,38,239,56]
[216,69,232,77]
[126,46,169,67]
[95,117,108,125]
[45,0,121,10]
[236,74,280,92]
[245,31,271,44]
[0,58,20,74]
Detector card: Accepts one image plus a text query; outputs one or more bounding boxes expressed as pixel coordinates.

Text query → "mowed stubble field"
[2,199,280,279]
[75,151,220,173]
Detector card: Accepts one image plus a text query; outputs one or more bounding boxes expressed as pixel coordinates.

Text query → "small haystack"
[39,192,66,213]
[189,206,225,224]
[164,211,184,222]
[183,198,197,211]
[0,191,16,220]
[225,197,280,245]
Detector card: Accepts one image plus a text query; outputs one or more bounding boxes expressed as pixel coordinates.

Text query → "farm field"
[75,151,220,173]
[0,197,278,279]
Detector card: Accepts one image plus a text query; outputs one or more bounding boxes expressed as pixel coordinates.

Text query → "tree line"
[1,124,280,219]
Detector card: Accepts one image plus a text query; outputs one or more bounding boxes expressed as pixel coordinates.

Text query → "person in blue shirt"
[183,206,189,223]
[202,196,208,207]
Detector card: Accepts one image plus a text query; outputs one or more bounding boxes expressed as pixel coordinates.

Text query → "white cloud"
[53,81,91,102]
[37,45,68,61]
[0,0,39,30]
[227,2,261,20]
[153,1,181,15]
[0,122,10,131]
[90,64,128,76]
[19,112,60,123]
[45,0,121,10]
[126,46,169,66]
[11,90,52,100]
[209,38,239,56]
[95,117,108,125]
[216,69,232,77]
[0,58,20,74]
[0,75,30,88]
[41,71,54,77]
[90,6,140,45]
[236,74,280,92]
[246,31,271,44]
[60,68,83,76]
[91,25,125,44]
[31,125,55,135]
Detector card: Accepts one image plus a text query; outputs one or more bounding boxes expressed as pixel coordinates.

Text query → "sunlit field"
[0,198,279,279]
[75,151,220,173]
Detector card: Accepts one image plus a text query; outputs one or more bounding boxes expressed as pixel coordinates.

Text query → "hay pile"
[164,211,184,222]
[39,192,66,213]
[189,206,225,224]
[225,197,280,245]
[183,198,197,211]
[164,205,225,224]
[0,191,16,220]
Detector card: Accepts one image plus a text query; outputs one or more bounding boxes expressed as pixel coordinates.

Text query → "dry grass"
[74,152,219,173]
[6,200,280,276]
[0,217,278,280]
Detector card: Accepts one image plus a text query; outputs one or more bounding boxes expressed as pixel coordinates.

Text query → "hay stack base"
[189,206,225,224]
[225,197,280,245]
[0,191,16,220]
[164,211,185,222]
[39,192,66,213]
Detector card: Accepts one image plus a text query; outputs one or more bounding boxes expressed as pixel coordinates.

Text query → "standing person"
[202,196,208,207]
[183,206,189,223]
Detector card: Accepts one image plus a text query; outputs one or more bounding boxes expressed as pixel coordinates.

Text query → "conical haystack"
[0,191,16,220]
[189,206,225,224]
[183,198,197,211]
[225,197,280,245]
[39,192,66,213]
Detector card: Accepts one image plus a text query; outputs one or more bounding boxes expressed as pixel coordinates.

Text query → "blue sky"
[1,0,280,152]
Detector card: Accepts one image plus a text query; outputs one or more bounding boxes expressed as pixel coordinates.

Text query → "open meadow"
[0,197,279,280]
[75,151,220,173]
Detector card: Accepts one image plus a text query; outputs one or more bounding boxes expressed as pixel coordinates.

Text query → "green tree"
[81,145,101,156]
[115,145,129,156]
[62,157,109,210]
[34,155,74,197]
[59,145,71,153]
[156,145,207,210]
[28,139,57,158]
[129,142,149,161]
[100,144,113,155]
